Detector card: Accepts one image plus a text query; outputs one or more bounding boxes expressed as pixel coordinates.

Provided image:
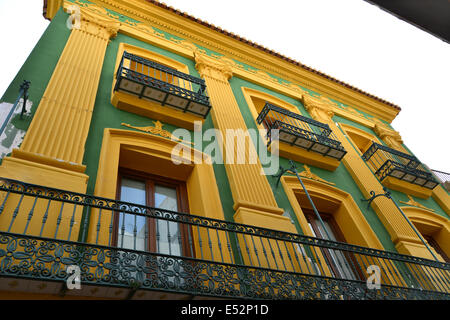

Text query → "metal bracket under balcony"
[257,102,347,161]
[362,142,439,189]
[114,51,211,118]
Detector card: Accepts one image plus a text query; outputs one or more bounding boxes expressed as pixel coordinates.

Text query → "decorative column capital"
[194,52,233,83]
[374,123,403,148]
[78,7,121,40]
[300,94,334,122]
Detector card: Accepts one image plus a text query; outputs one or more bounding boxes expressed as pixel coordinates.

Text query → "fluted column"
[194,53,295,233]
[21,8,119,165]
[0,8,120,192]
[301,94,435,259]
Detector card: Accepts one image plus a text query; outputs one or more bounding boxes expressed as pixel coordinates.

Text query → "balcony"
[362,142,439,198]
[113,51,211,119]
[0,178,448,300]
[257,103,347,171]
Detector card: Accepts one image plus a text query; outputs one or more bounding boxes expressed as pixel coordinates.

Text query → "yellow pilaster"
[194,53,292,232]
[0,8,120,193]
[301,94,435,259]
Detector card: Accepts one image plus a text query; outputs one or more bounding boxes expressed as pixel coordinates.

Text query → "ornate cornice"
[46,0,401,123]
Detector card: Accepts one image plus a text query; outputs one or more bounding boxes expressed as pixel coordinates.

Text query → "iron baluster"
[249,234,261,267]
[206,227,213,261]
[23,194,39,235]
[196,224,204,260]
[108,209,114,246]
[166,219,171,255]
[67,203,77,241]
[39,199,51,237]
[53,202,65,239]
[266,238,279,270]
[0,189,11,215]
[215,228,224,263]
[240,232,253,267]
[258,236,270,268]
[282,240,296,271]
[95,208,103,245]
[275,239,288,271]
[225,230,233,263]
[7,193,25,232]
[120,210,126,248]
[187,222,195,258]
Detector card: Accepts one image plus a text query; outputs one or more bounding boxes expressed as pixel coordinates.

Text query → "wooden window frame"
[112,167,194,258]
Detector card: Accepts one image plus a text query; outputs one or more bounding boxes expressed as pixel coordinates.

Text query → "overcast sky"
[0,0,449,173]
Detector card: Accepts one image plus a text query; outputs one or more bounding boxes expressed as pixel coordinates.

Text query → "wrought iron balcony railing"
[114,51,211,118]
[256,103,347,161]
[362,142,439,190]
[0,178,448,300]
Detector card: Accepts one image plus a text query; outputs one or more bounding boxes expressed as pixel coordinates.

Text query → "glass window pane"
[155,185,181,256]
[119,178,147,251]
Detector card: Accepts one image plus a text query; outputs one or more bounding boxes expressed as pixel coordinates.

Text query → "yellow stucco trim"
[432,185,450,215]
[281,175,384,250]
[337,123,382,154]
[111,42,203,130]
[401,206,450,262]
[241,87,341,171]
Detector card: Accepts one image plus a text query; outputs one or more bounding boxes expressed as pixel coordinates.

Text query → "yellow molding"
[44,0,63,19]
[432,185,450,215]
[337,122,382,155]
[90,128,229,263]
[401,206,450,261]
[281,175,385,250]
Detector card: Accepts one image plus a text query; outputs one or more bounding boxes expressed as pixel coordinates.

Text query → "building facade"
[0,0,448,299]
